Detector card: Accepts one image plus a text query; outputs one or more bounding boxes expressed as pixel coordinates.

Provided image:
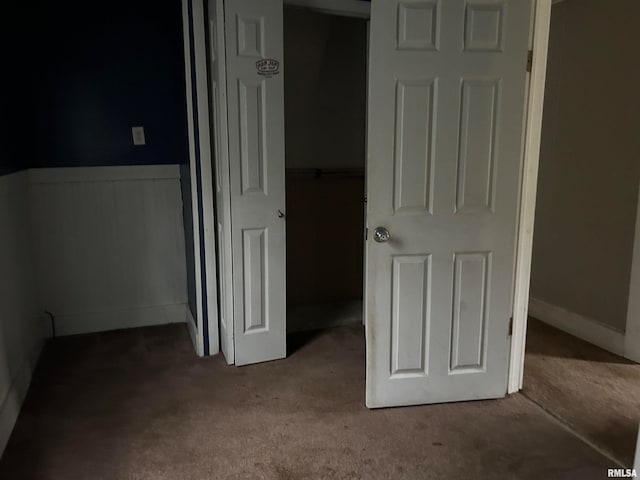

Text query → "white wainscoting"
[529,297,626,356]
[0,171,43,455]
[29,165,189,336]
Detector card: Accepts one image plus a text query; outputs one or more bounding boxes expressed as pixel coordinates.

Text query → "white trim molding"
[624,181,640,363]
[28,165,180,184]
[182,0,220,357]
[191,0,220,356]
[181,0,205,358]
[529,297,626,356]
[508,0,552,394]
[284,0,371,19]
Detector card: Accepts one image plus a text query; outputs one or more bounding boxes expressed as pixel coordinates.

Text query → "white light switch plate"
[132,126,146,146]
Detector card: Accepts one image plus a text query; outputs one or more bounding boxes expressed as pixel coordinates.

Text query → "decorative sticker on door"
[256,59,280,78]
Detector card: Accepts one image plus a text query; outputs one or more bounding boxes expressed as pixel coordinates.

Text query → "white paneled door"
[365,0,533,407]
[224,0,287,366]
[209,0,234,364]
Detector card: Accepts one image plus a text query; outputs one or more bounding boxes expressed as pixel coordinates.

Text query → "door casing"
[181,0,221,357]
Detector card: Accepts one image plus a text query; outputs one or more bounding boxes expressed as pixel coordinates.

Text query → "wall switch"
[132,126,146,146]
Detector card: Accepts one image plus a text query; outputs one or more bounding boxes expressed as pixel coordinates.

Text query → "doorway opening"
[522,0,640,467]
[283,6,368,340]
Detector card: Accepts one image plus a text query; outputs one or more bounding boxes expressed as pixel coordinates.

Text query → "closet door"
[224,0,286,365]
[209,0,234,364]
[365,0,533,407]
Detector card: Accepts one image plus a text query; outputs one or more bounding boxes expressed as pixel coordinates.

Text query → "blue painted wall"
[0,77,24,176]
[2,0,189,168]
[21,0,189,168]
[0,2,34,175]
[0,72,26,175]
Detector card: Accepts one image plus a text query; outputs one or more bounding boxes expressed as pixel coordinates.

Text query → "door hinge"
[508,317,514,336]
[526,50,533,72]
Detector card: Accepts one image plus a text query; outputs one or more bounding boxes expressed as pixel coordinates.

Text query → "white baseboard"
[185,307,203,357]
[529,297,625,356]
[54,304,188,336]
[0,339,44,456]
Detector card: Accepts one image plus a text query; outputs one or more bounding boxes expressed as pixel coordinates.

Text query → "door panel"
[456,79,500,213]
[243,228,268,332]
[393,78,436,214]
[450,251,490,372]
[238,80,268,194]
[391,254,431,376]
[225,0,286,366]
[209,0,234,363]
[366,0,532,407]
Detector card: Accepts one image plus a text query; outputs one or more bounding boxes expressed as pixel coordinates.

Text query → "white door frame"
[181,0,220,357]
[512,0,640,374]
[507,0,552,393]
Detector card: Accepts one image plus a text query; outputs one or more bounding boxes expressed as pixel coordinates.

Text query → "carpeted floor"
[0,323,614,479]
[523,317,640,467]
